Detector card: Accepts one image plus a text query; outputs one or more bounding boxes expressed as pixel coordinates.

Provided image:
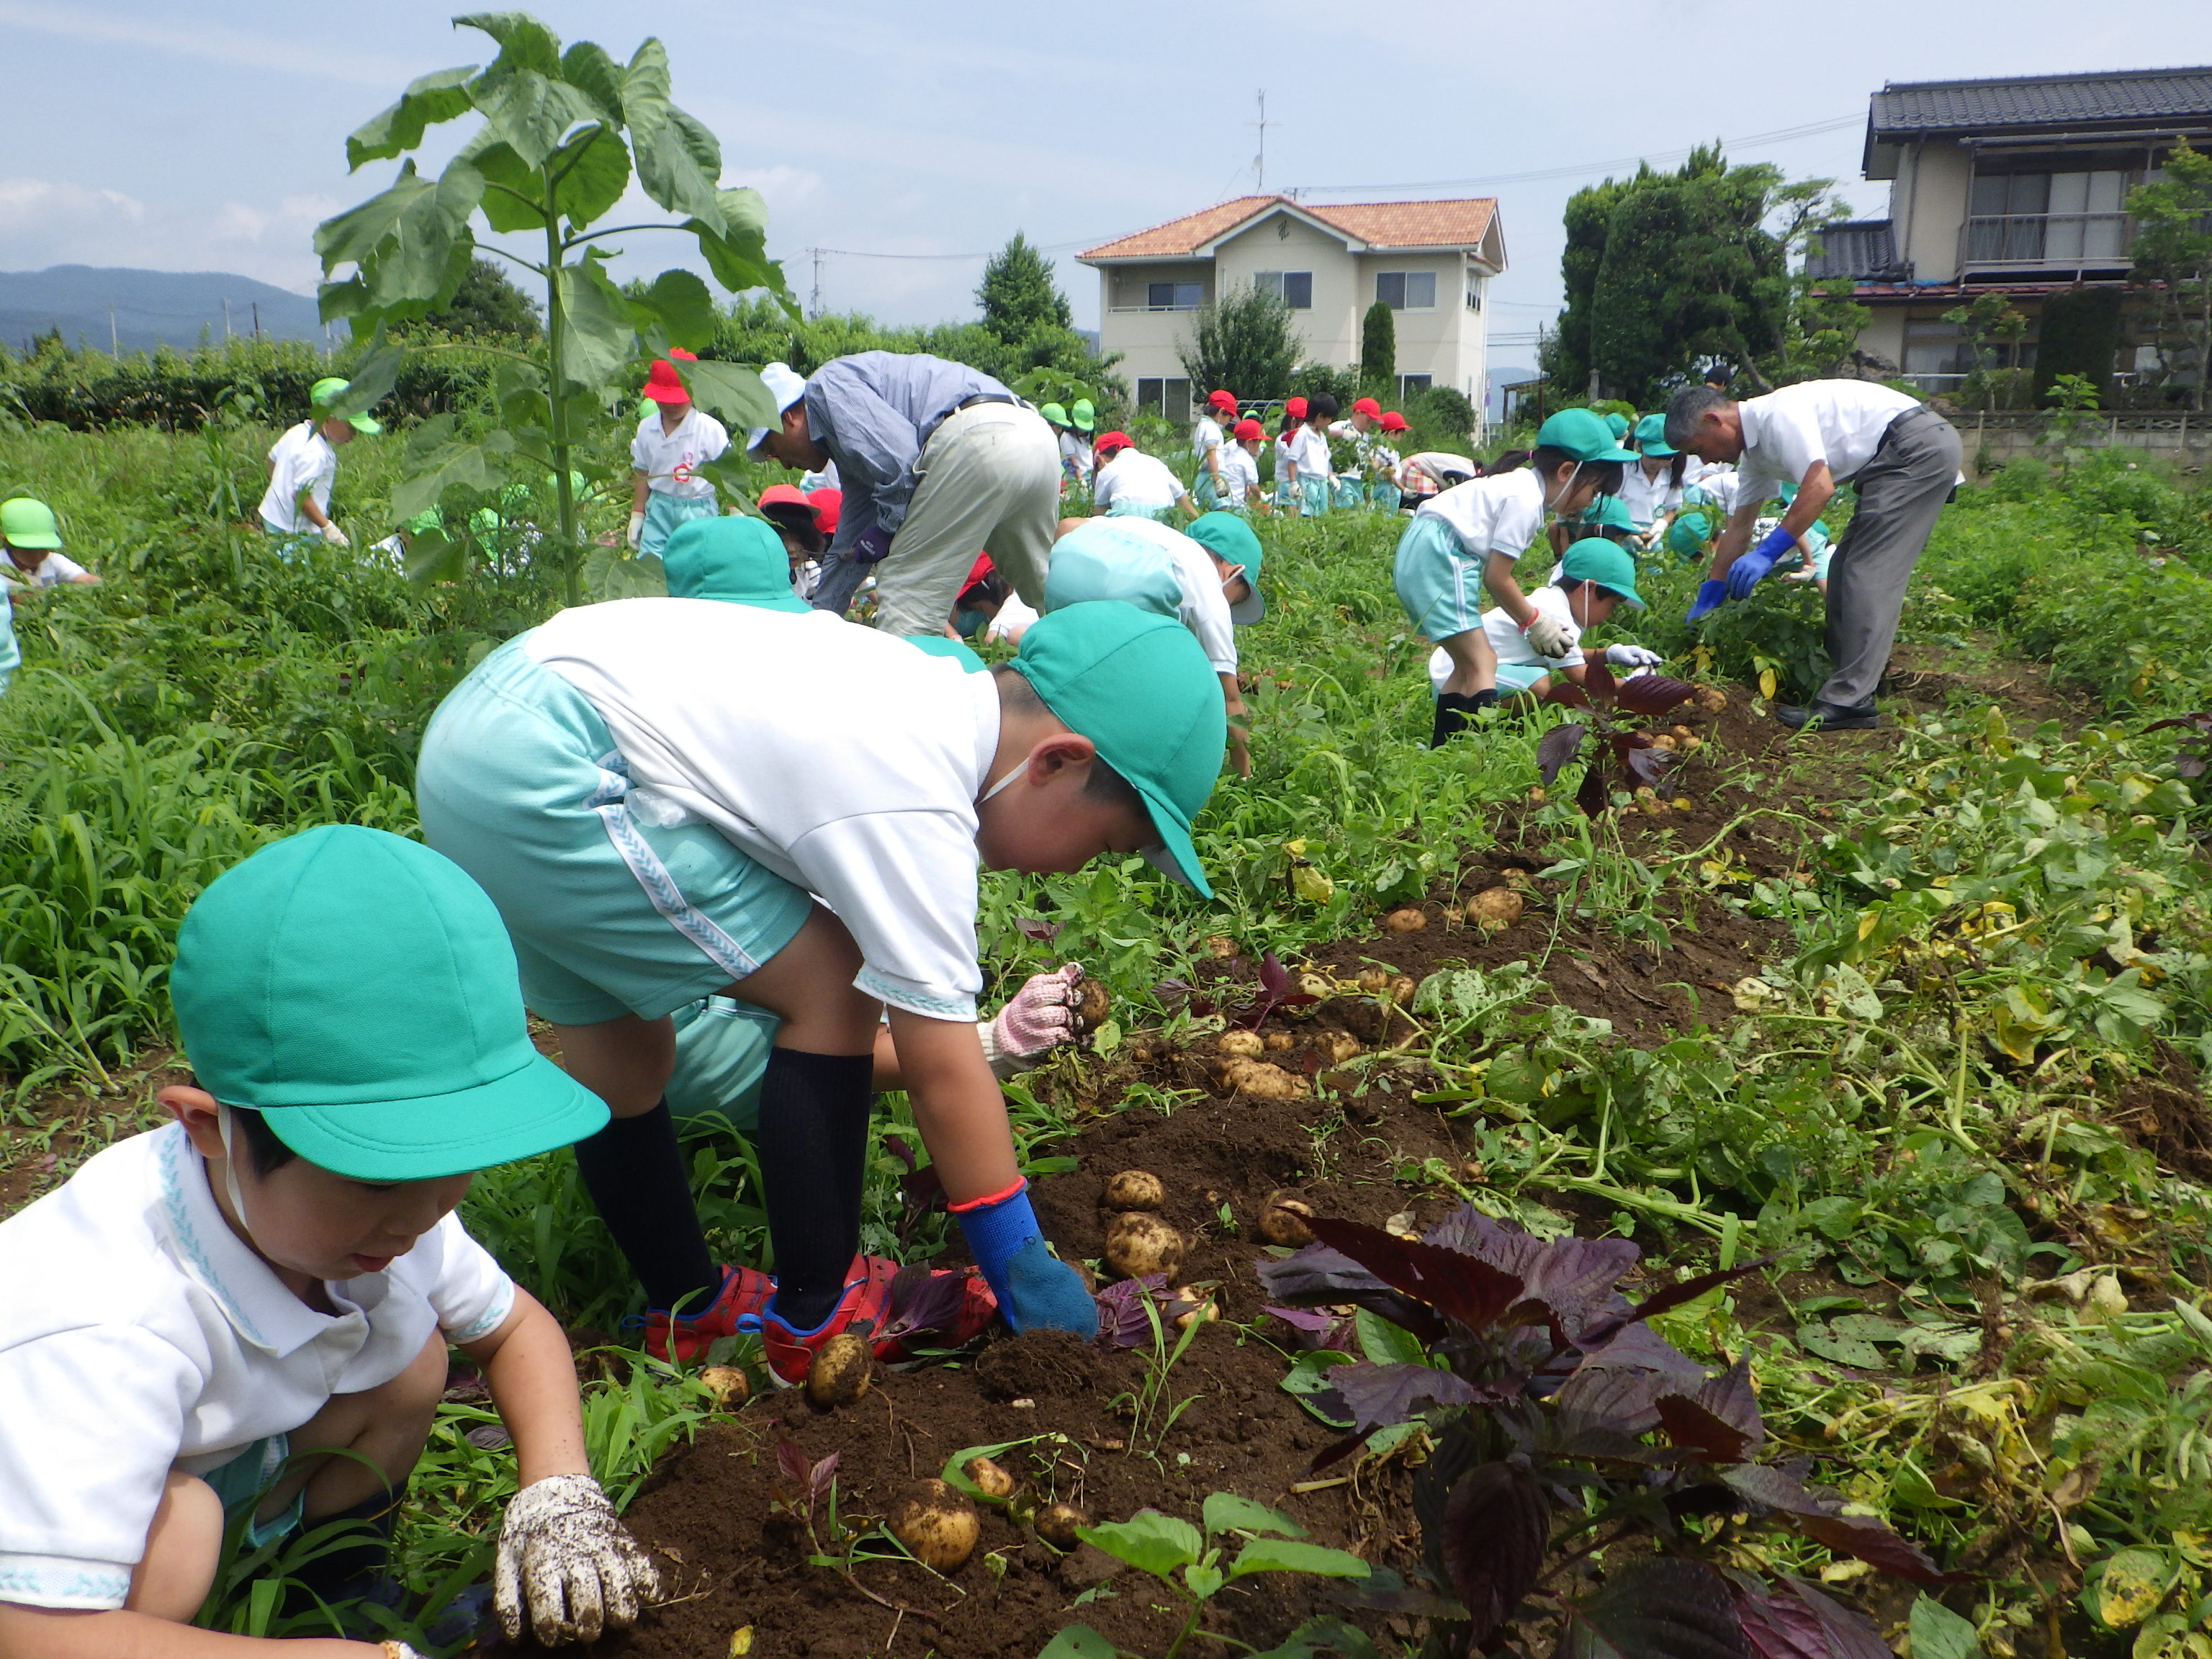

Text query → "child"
[257,378,380,554]
[660,516,811,612]
[413,600,1226,1380]
[1617,413,1688,547]
[1369,413,1409,511]
[1218,419,1269,513]
[1392,408,1635,747]
[1190,390,1237,510]
[1,498,98,589]
[628,350,729,560]
[1286,395,1339,516]
[1272,397,1308,510]
[1089,432,1192,520]
[1426,538,1661,706]
[0,826,656,1658]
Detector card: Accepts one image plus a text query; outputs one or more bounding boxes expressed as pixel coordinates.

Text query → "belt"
[953,393,1020,414]
[1850,404,1947,483]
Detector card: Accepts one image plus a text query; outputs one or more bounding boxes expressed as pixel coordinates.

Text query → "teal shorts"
[1393,514,1484,643]
[1104,500,1176,521]
[1370,482,1402,513]
[665,997,778,1131]
[1495,661,1555,692]
[639,492,716,559]
[415,635,814,1026]
[1300,477,1330,516]
[201,1435,303,1550]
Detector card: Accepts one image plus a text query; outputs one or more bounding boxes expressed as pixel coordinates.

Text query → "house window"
[1254,271,1313,309]
[1466,279,1483,312]
[1136,378,1192,422]
[1967,168,2129,264]
[1398,374,1432,400]
[1375,271,1437,310]
[1144,281,1201,310]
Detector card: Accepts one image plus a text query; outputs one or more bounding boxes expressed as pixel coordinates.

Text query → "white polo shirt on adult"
[1092,449,1184,516]
[1415,465,1546,560]
[256,422,337,534]
[0,1125,514,1610]
[630,408,730,500]
[1732,381,1922,505]
[1061,516,1238,675]
[526,601,1002,1020]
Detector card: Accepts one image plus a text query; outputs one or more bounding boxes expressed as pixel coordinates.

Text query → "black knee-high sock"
[1430,690,1498,747]
[572,1102,718,1314]
[287,1491,395,1606]
[755,1048,876,1331]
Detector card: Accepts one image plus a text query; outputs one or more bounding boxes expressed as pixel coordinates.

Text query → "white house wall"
[1094,260,1213,386]
[1215,215,1362,370]
[1892,140,1974,284]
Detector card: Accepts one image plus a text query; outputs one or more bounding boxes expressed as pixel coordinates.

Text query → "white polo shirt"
[1616,462,1682,529]
[1734,381,1922,504]
[0,1125,513,1610]
[1218,444,1259,505]
[526,601,1003,1021]
[1414,465,1546,560]
[1190,415,1224,464]
[630,408,730,500]
[1056,517,1238,675]
[4,550,89,588]
[1092,449,1184,515]
[256,422,337,534]
[1426,585,1583,692]
[1287,426,1333,485]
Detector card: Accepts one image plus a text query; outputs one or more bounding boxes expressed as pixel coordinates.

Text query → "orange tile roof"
[1079,195,1498,261]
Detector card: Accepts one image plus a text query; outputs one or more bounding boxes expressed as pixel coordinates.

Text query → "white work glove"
[977,963,1084,1080]
[1523,611,1574,658]
[1605,644,1663,667]
[626,511,646,550]
[378,1645,427,1659]
[495,1473,661,1646]
[320,521,350,548]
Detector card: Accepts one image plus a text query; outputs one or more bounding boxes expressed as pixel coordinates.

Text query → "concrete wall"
[1894,140,1974,282]
[1350,250,1474,395]
[1215,215,1359,368]
[1951,410,2212,471]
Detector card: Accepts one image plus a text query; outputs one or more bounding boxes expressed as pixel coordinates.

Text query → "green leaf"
[1228,1539,1371,1581]
[1074,1511,1202,1580]
[559,40,626,125]
[391,426,516,521]
[1907,1596,1983,1659]
[678,359,777,429]
[1280,1349,1355,1428]
[1247,1618,1383,1659]
[1202,1493,1305,1541]
[554,260,639,392]
[325,333,406,424]
[475,66,595,170]
[403,526,467,585]
[621,40,724,229]
[457,12,562,71]
[1037,1627,1117,1659]
[345,66,477,169]
[550,125,631,230]
[2091,1547,2170,1629]
[635,269,715,351]
[580,547,668,602]
[1354,1308,1426,1368]
[1184,1563,1225,1601]
[313,158,483,320]
[462,135,547,233]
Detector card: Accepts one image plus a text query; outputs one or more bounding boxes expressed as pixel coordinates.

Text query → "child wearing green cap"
[1393,408,1634,746]
[0,826,657,1659]
[1,497,98,592]
[1424,538,1662,706]
[414,599,1226,1382]
[256,379,381,555]
[1617,414,1688,547]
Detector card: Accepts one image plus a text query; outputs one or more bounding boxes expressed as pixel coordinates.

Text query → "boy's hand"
[1604,644,1663,667]
[979,964,1084,1079]
[495,1473,662,1646]
[321,522,351,548]
[1523,611,1573,657]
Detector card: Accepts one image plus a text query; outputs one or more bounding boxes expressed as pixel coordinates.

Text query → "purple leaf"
[1094,1274,1174,1347]
[1548,680,1593,709]
[1654,1359,1766,1463]
[1305,1215,1529,1334]
[1717,1465,1957,1583]
[1257,1243,1448,1341]
[1325,1360,1488,1433]
[1260,951,1291,999]
[1576,761,1610,818]
[1553,1557,1748,1659]
[775,1437,811,1490]
[1551,1364,1668,1436]
[1424,1209,1640,1337]
[1537,723,1590,786]
[899,1163,947,1215]
[1725,1572,1892,1659]
[2177,754,2207,778]
[878,1264,978,1344]
[809,1450,840,1501]
[1614,674,1699,718]
[1325,1565,1467,1619]
[1582,657,1619,707]
[1573,1321,1711,1387]
[1265,1303,1344,1331]
[1439,1461,1552,1643]
[1015,917,1061,942]
[1578,1257,1775,1354]
[1152,977,1192,1008]
[1626,745,1678,787]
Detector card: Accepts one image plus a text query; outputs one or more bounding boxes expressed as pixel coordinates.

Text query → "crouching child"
[1426,538,1660,707]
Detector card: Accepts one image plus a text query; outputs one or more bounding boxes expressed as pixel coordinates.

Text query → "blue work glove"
[1725,524,1799,601]
[853,523,894,565]
[1686,579,1729,622]
[953,1179,1098,1336]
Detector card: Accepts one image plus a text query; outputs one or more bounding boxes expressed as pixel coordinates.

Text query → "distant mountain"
[0,266,328,356]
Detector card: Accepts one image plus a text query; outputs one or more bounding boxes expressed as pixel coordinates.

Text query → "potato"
[1103,1213,1187,1281]
[888,1480,981,1573]
[1382,907,1427,934]
[960,1455,1017,1503]
[1102,1169,1165,1212]
[1465,889,1524,930]
[1259,1191,1316,1248]
[1203,935,1238,958]
[1387,975,1418,1006]
[1693,685,1729,714]
[1320,1032,1363,1064]
[1354,967,1391,994]
[1035,1501,1091,1552]
[1528,784,1547,803]
[806,1333,873,1408]
[1218,1057,1307,1100]
[1171,1286,1220,1331]
[1216,1030,1264,1058]
[1647,733,1678,752]
[1296,972,1334,999]
[697,1366,750,1409]
[1073,979,1111,1031]
[1264,1031,1293,1051]
[1670,725,1696,740]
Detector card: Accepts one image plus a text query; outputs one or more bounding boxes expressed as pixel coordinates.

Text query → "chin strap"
[213,1103,256,1239]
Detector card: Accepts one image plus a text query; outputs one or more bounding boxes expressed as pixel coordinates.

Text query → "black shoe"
[1777,700,1878,731]
[1430,690,1499,747]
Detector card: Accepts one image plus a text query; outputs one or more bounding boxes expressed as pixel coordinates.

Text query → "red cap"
[1232,418,1264,441]
[642,356,694,404]
[964,552,996,588]
[806,488,841,535]
[1379,410,1410,432]
[1094,430,1135,457]
[1352,397,1382,419]
[1207,388,1236,411]
[757,484,809,510]
[1285,397,1308,418]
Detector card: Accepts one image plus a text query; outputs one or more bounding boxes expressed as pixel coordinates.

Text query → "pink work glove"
[978,963,1084,1079]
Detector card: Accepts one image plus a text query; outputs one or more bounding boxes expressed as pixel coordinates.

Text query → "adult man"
[748,353,1060,637]
[1665,380,1960,732]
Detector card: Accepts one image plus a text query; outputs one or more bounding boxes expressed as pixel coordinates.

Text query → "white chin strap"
[976,759,1027,807]
[214,1103,256,1238]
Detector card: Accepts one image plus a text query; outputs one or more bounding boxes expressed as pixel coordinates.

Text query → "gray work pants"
[873,403,1062,638]
[1820,407,1962,709]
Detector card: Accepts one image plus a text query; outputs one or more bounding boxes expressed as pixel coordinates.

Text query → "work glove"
[626,511,646,550]
[1686,580,1729,622]
[1522,611,1574,658]
[494,1473,662,1647]
[378,1645,428,1659]
[1605,644,1663,667]
[951,1179,1097,1336]
[1725,523,1799,601]
[976,964,1084,1080]
[320,522,350,548]
[853,523,894,565]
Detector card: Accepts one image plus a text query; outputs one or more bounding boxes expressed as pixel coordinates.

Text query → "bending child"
[1426,538,1660,706]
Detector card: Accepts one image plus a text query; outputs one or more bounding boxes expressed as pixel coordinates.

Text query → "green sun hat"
[1043,523,1184,620]
[171,826,607,1181]
[0,497,63,550]
[1536,409,1638,464]
[1011,603,1226,899]
[661,517,810,613]
[1604,412,1630,439]
[1038,403,1070,428]
[1633,413,1677,457]
[1668,504,1717,557]
[308,375,382,436]
[1559,537,1645,608]
[1579,493,1637,531]
[1184,511,1265,624]
[902,634,988,673]
[1069,398,1096,433]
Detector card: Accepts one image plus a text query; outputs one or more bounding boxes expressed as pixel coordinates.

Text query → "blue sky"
[4,0,2208,372]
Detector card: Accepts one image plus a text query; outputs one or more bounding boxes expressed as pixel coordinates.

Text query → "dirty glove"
[1725,524,1798,600]
[320,522,350,548]
[495,1473,662,1647]
[1686,579,1728,622]
[853,523,894,565]
[1605,644,1663,668]
[1522,610,1574,659]
[626,511,646,550]
[379,1645,427,1659]
[951,1179,1097,1336]
[977,964,1084,1079]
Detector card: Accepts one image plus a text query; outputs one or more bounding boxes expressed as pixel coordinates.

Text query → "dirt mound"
[2112,1043,2212,1184]
[972,1329,1102,1402]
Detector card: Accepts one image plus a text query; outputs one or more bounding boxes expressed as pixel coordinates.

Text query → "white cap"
[746,362,809,454]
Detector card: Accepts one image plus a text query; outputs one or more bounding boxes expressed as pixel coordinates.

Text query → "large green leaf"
[635,270,714,351]
[462,134,547,233]
[621,40,724,230]
[581,547,668,602]
[403,525,467,585]
[554,260,639,392]
[474,66,595,170]
[1907,1596,1982,1659]
[550,125,631,231]
[1075,1511,1202,1580]
[325,333,406,423]
[391,426,516,521]
[346,66,477,169]
[314,158,484,318]
[1228,1539,1371,1581]
[455,11,562,76]
[559,40,625,125]
[677,359,776,431]
[1036,1628,1116,1659]
[689,189,790,301]
[1203,1493,1305,1540]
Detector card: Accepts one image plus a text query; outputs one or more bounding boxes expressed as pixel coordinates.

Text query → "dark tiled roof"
[1805,220,1907,283]
[1871,66,2212,135]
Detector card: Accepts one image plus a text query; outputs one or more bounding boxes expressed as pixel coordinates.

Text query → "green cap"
[902,634,988,673]
[1184,511,1265,624]
[1069,398,1096,433]
[1579,493,1636,531]
[1039,403,1070,428]
[1632,413,1676,457]
[308,376,382,436]
[1535,409,1637,464]
[1011,603,1225,898]
[171,826,607,1180]
[661,517,810,613]
[1043,523,1184,619]
[1668,505,1716,556]
[1559,537,1645,608]
[0,497,62,550]
[1604,413,1630,438]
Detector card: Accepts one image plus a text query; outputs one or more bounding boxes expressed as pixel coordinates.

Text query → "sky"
[4,0,2210,376]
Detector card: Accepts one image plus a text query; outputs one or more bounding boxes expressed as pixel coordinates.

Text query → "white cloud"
[0,0,423,88]
[0,174,320,290]
[0,178,145,226]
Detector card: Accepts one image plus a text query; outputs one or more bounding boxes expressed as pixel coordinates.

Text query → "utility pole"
[807,248,822,320]
[1251,91,1271,194]
[222,297,231,339]
[251,301,261,341]
[107,306,117,354]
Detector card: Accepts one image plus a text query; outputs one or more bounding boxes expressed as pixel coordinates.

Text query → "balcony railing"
[1960,212,2132,271]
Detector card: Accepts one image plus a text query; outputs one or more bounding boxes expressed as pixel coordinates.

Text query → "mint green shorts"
[415,634,814,1026]
[1393,514,1484,643]
[638,492,717,560]
[201,1435,303,1549]
[665,997,777,1131]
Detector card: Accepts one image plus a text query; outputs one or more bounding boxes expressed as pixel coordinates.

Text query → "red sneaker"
[762,1257,1001,1385]
[627,1264,776,1364]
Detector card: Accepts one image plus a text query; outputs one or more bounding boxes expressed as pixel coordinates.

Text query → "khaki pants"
[868,403,1061,639]
[1820,408,1962,708]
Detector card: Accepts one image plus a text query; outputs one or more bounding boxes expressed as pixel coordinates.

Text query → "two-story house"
[1076,195,1506,420]
[1809,66,2212,392]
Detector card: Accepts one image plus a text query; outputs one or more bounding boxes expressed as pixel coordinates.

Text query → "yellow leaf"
[1758,668,1777,699]
[730,1628,755,1657]
[1857,912,1879,941]
[1290,863,1334,905]
[2092,1547,2169,1629]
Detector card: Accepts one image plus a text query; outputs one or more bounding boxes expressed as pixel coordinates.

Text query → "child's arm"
[456,1290,588,1487]
[1219,672,1251,778]
[1482,550,1540,632]
[0,1605,377,1657]
[627,473,649,549]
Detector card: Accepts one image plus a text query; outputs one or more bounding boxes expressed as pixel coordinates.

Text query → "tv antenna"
[1252,91,1270,194]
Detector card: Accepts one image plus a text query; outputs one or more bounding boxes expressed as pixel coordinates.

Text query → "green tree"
[1178,281,1298,402]
[2125,138,2212,410]
[1941,292,2031,409]
[315,11,792,604]
[423,254,543,338]
[1359,299,1395,395]
[976,233,1073,346]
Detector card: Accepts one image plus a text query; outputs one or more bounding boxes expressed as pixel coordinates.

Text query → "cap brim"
[1226,572,1265,626]
[1134,783,1213,899]
[260,1052,609,1181]
[1587,444,1638,463]
[346,415,383,436]
[1640,441,1678,457]
[745,428,770,456]
[6,531,61,549]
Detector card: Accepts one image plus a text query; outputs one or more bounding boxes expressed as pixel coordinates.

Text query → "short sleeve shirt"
[256,423,337,534]
[1190,415,1224,464]
[1287,427,1333,482]
[1092,451,1185,514]
[1734,380,1921,504]
[1413,466,1547,560]
[4,550,88,588]
[631,408,731,500]
[1218,444,1259,503]
[1056,517,1238,674]
[1615,462,1683,529]
[1483,583,1582,670]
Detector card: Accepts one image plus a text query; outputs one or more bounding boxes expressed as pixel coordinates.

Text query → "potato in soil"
[1035,1501,1090,1551]
[806,1334,872,1407]
[1217,1056,1306,1099]
[1216,1029,1264,1058]
[696,1366,750,1408]
[1465,888,1524,930]
[1382,907,1426,933]
[1101,1169,1164,1212]
[1103,1212,1187,1281]
[1259,1191,1316,1247]
[1072,977,1111,1032]
[888,1480,981,1572]
[1171,1287,1220,1330]
[959,1455,1017,1503]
